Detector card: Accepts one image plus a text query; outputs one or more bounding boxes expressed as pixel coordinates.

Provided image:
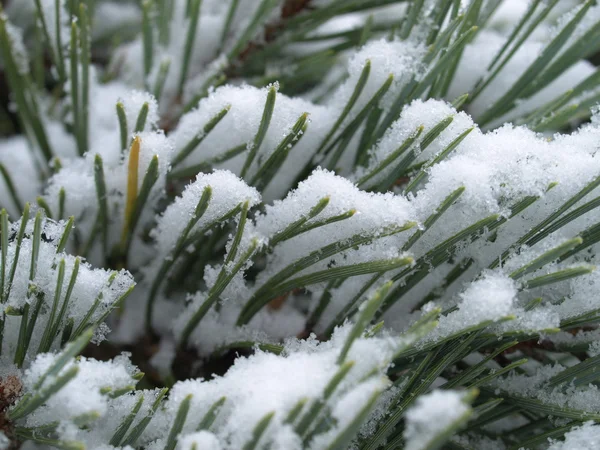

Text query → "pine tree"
[2,0,600,449]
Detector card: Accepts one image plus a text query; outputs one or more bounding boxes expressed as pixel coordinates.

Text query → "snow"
[0,215,135,362]
[21,353,138,426]
[424,272,517,341]
[18,351,166,449]
[310,376,389,449]
[44,125,174,266]
[547,328,600,352]
[548,422,600,450]
[149,170,261,261]
[5,2,600,450]
[4,19,29,75]
[354,99,476,188]
[329,39,426,119]
[171,84,332,200]
[490,363,600,418]
[177,431,222,450]
[115,0,279,109]
[122,91,160,135]
[92,2,140,40]
[255,167,416,281]
[28,0,69,62]
[143,325,400,449]
[0,136,41,218]
[0,432,8,450]
[403,390,471,450]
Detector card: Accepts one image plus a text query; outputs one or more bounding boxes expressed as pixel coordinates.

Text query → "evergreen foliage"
[2,0,600,449]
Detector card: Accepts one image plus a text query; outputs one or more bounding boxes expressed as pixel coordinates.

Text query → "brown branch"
[0,375,22,450]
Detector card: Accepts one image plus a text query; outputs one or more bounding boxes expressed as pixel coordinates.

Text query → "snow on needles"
[548,422,600,450]
[6,2,600,450]
[143,325,399,450]
[1,216,135,363]
[149,170,261,263]
[255,167,416,277]
[403,390,471,450]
